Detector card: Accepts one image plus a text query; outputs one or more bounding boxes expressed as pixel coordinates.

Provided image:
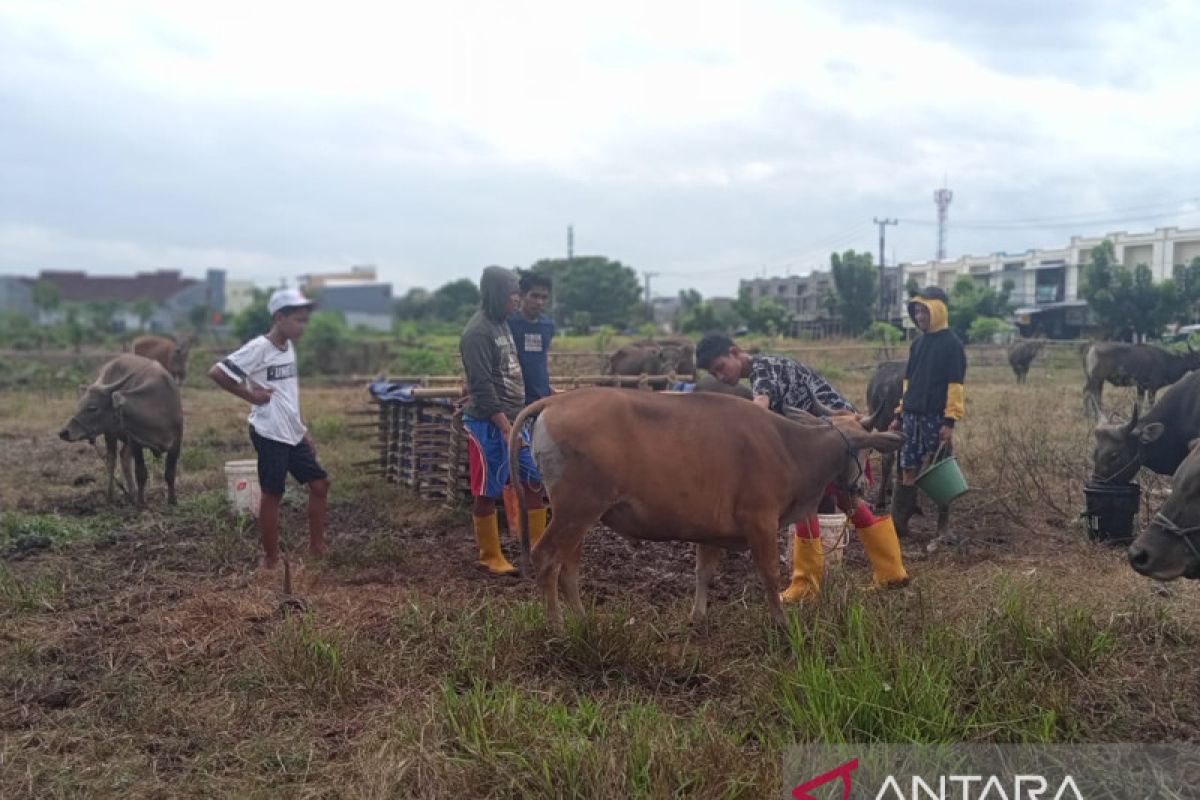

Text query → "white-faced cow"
[506,388,901,631]
[1127,440,1200,582]
[1008,339,1044,384]
[865,360,907,512]
[58,354,183,506]
[1083,342,1200,420]
[1091,369,1200,485]
[132,334,193,385]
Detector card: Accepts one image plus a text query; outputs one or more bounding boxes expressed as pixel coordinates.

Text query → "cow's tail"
[507,393,563,576]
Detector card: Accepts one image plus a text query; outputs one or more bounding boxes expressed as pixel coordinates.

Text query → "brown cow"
[132,334,193,384]
[58,354,183,506]
[507,388,901,630]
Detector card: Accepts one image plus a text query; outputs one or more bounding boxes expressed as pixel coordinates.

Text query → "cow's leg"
[1083,379,1103,420]
[744,518,787,628]
[557,530,587,620]
[164,444,180,506]
[131,444,148,507]
[104,434,118,504]
[690,544,723,626]
[534,500,603,634]
[118,441,136,503]
[875,449,896,513]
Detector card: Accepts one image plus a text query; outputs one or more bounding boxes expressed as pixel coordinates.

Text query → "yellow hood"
[909,296,949,333]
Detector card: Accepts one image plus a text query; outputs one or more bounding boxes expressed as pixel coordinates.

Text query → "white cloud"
[2,0,1200,299]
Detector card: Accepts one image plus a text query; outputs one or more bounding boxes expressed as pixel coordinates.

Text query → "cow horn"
[860,405,884,431]
[1124,404,1140,433]
[809,397,839,419]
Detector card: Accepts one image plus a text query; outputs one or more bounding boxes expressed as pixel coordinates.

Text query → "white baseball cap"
[267,288,315,315]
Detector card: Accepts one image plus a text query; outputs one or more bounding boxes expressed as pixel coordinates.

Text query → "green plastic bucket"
[916,454,969,506]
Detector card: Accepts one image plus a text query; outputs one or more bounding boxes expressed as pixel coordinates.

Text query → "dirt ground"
[2,358,1199,796]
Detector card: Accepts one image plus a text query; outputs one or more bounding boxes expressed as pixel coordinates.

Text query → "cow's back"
[531,389,796,537]
[106,354,183,452]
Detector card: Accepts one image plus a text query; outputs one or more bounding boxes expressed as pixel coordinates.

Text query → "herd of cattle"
[47,334,1200,624]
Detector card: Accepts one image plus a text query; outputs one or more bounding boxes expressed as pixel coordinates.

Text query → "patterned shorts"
[900,412,950,471]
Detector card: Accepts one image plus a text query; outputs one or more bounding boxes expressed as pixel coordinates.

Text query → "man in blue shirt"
[507,272,555,405]
[502,271,556,536]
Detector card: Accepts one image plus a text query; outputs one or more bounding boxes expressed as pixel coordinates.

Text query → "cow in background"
[1008,339,1045,384]
[1091,369,1200,486]
[58,354,183,506]
[606,338,696,376]
[1083,342,1200,420]
[132,334,194,384]
[865,360,907,512]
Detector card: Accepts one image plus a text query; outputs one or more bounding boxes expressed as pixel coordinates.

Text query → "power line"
[897,198,1200,230]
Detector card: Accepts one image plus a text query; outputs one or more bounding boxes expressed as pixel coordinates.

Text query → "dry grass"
[1,351,1198,798]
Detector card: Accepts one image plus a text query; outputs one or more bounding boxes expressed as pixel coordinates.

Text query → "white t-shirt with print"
[217,336,307,445]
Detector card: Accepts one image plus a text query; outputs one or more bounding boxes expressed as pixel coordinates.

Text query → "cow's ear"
[1139,422,1165,444]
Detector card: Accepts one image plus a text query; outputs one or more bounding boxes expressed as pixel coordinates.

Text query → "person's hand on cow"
[888,416,902,433]
[939,424,953,445]
[303,432,317,455]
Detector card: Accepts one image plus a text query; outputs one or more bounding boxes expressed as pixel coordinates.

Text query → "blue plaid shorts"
[900,412,950,471]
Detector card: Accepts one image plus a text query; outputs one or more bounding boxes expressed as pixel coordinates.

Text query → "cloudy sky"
[3,0,1199,298]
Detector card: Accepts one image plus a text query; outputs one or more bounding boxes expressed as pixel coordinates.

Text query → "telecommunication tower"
[934,186,953,260]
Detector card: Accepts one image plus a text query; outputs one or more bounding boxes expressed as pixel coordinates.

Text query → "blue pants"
[463,416,542,499]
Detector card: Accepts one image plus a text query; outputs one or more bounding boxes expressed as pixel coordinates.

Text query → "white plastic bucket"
[224,460,261,517]
[818,513,849,566]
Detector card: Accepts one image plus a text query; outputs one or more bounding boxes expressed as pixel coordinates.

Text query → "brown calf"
[132,334,193,384]
[507,388,902,631]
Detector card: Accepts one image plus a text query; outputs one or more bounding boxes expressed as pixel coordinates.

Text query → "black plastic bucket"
[1082,482,1140,545]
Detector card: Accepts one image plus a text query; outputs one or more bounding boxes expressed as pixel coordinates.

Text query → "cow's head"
[58,373,135,443]
[1128,440,1200,581]
[1091,405,1161,484]
[661,342,696,375]
[791,400,903,496]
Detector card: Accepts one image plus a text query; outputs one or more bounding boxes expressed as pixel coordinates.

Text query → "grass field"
[1,344,1197,798]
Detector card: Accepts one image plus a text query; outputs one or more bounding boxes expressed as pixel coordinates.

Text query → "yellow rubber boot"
[780,536,825,603]
[501,485,521,539]
[473,513,517,575]
[857,515,911,588]
[528,507,548,548]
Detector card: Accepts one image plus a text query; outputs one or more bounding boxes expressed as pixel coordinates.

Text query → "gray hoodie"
[460,266,526,420]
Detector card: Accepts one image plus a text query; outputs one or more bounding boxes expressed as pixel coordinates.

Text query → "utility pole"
[873,217,898,321]
[567,225,574,264]
[642,270,659,321]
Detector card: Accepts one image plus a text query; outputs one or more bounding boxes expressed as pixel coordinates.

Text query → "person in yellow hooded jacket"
[889,286,967,551]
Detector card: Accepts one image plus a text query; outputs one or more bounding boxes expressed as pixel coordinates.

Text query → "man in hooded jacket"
[889,286,967,550]
[459,266,548,575]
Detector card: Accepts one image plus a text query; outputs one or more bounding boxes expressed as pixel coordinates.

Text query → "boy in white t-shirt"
[208,288,331,571]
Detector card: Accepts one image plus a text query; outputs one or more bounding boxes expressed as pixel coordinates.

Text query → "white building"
[224,279,257,316]
[901,226,1200,338]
